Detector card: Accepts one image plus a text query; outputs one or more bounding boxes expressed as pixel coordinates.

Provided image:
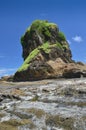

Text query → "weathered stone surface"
[63,63,86,78]
[0,79,86,129]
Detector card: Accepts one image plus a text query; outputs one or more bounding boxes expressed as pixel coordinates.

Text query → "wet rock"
[0,94,21,100]
[46,115,74,130]
[0,119,35,130]
[0,97,3,102]
[0,79,86,129]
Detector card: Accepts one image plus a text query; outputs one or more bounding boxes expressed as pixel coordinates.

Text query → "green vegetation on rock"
[26,108,46,118]
[18,41,66,72]
[21,35,26,47]
[46,115,74,130]
[24,48,40,64]
[30,20,57,38]
[56,42,63,49]
[20,20,57,48]
[30,20,57,32]
[18,42,52,72]
[39,42,51,53]
[0,119,34,130]
[18,48,40,72]
[58,31,66,41]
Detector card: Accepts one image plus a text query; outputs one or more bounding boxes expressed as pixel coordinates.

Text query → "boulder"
[63,63,86,78]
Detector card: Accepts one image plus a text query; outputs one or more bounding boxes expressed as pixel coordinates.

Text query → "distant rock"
[13,20,86,81]
[63,63,86,78]
[0,75,13,82]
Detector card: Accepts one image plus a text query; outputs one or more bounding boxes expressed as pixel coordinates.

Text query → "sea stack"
[14,20,86,81]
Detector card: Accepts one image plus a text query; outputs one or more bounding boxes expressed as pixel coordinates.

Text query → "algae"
[26,108,46,119]
[46,115,74,130]
[0,119,34,130]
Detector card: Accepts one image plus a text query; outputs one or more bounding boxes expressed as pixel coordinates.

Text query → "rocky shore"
[0,20,86,130]
[0,78,86,130]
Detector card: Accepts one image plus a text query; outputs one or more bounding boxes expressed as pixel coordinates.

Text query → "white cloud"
[72,35,83,43]
[0,68,17,77]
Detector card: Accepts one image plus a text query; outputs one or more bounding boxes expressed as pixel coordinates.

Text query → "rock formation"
[13,20,86,81]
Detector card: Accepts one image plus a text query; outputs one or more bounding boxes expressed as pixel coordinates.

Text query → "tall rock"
[13,20,74,81]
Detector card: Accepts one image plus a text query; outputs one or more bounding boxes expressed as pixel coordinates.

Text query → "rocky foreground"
[0,20,86,130]
[0,78,86,130]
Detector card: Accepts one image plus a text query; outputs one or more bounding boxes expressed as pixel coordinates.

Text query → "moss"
[20,20,67,60]
[27,20,57,38]
[24,48,39,64]
[58,32,66,41]
[43,27,51,37]
[31,95,39,102]
[26,27,30,32]
[26,108,46,118]
[56,42,63,49]
[18,42,52,72]
[46,115,74,130]
[39,42,62,53]
[0,119,34,130]
[0,113,5,118]
[63,44,69,50]
[21,27,30,48]
[56,41,69,51]
[66,101,86,107]
[0,124,18,130]
[39,41,64,52]
[38,42,51,53]
[18,48,40,72]
[18,64,30,72]
[31,20,56,31]
[18,40,64,72]
[18,41,64,72]
[21,35,27,48]
[4,119,32,126]
[9,111,31,119]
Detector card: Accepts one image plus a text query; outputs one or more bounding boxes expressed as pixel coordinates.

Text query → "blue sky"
[0,0,86,77]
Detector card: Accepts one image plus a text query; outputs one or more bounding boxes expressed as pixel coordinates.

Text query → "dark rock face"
[13,20,86,81]
[14,61,54,81]
[63,68,83,78]
[21,20,58,60]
